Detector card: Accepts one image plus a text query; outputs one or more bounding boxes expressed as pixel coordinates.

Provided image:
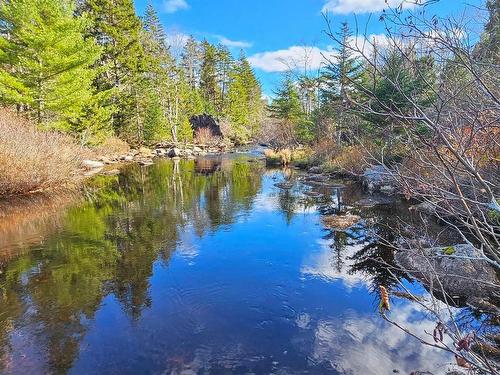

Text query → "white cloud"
[248,46,337,73]
[163,0,189,13]
[308,304,458,374]
[350,33,393,56]
[165,29,190,59]
[216,35,252,49]
[322,0,418,14]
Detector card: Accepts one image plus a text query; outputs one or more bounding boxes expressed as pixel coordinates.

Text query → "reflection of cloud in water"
[301,238,369,289]
[308,304,457,375]
[176,225,200,259]
[253,192,318,214]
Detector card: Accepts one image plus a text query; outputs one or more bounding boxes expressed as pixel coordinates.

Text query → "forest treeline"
[0,0,264,145]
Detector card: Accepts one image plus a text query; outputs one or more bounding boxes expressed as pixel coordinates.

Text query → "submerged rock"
[321,214,361,230]
[308,166,322,174]
[395,244,498,304]
[275,182,294,190]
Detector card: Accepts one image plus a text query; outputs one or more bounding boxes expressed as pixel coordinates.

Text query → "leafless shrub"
[324,2,499,373]
[0,109,85,197]
[194,127,221,146]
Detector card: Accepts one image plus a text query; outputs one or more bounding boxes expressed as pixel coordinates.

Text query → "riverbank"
[0,108,232,200]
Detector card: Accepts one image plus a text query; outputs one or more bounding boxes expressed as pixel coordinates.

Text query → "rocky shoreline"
[82,142,229,176]
[297,162,499,310]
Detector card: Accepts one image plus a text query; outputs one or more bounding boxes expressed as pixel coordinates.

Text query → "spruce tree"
[215,44,233,113]
[82,0,145,140]
[199,40,219,113]
[268,77,307,145]
[321,22,363,143]
[226,53,263,141]
[0,0,101,131]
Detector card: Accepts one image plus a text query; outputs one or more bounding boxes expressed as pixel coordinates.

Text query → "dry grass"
[93,136,130,157]
[194,127,221,146]
[263,148,306,166]
[0,109,85,197]
[323,145,368,175]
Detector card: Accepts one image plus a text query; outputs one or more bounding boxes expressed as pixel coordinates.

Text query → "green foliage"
[0,0,265,146]
[0,0,101,130]
[362,51,437,130]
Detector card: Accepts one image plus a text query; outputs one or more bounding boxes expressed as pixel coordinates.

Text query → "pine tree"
[199,40,219,113]
[181,36,202,90]
[143,1,167,51]
[226,53,263,142]
[82,0,144,140]
[321,22,363,143]
[268,77,308,145]
[0,0,101,131]
[215,44,233,113]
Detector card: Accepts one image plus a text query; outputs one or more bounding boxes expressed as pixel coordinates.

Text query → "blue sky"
[134,0,484,97]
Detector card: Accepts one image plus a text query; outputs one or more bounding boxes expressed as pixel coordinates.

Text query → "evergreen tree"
[0,0,101,131]
[215,44,233,113]
[321,22,363,143]
[268,77,309,145]
[226,53,263,142]
[181,36,201,90]
[82,0,145,140]
[141,2,177,142]
[143,1,167,51]
[199,40,219,113]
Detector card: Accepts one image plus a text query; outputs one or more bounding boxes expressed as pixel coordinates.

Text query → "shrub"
[322,145,369,176]
[93,136,130,157]
[0,110,85,197]
[194,127,221,146]
[264,148,296,166]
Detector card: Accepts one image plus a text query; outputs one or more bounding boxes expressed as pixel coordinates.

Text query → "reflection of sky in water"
[0,158,468,374]
[302,238,370,289]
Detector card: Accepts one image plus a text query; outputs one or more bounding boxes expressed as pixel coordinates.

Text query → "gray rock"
[193,146,203,153]
[155,148,167,156]
[123,155,134,162]
[395,244,498,303]
[409,201,436,215]
[308,166,322,174]
[362,165,396,194]
[275,182,294,190]
[168,148,181,157]
[82,160,105,170]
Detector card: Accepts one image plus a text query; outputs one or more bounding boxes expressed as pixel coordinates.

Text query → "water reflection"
[0,155,484,374]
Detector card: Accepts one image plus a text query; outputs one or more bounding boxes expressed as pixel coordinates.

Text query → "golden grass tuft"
[0,109,85,197]
[93,136,130,157]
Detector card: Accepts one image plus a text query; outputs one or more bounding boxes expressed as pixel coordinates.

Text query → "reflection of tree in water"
[0,156,264,374]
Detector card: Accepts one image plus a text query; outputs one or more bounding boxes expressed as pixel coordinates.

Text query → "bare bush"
[0,109,85,197]
[323,2,499,373]
[194,127,221,146]
[325,2,500,266]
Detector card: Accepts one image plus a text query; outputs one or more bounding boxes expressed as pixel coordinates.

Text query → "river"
[0,151,488,374]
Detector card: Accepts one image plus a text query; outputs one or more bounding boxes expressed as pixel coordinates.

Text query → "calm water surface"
[0,153,470,374]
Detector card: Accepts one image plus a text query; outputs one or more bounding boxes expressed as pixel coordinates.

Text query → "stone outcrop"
[362,165,396,194]
[395,244,498,306]
[190,114,223,138]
